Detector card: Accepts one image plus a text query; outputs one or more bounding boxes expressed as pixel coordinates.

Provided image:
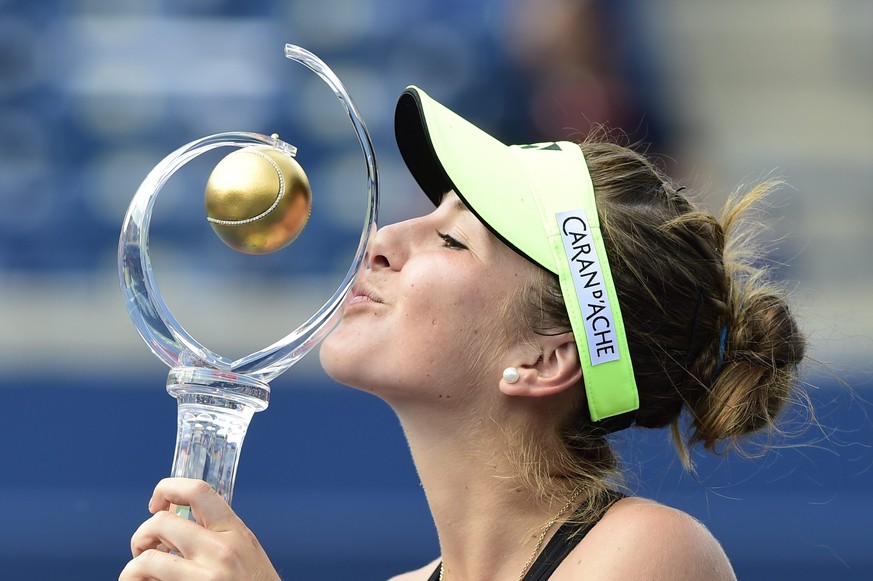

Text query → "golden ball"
[204,145,312,255]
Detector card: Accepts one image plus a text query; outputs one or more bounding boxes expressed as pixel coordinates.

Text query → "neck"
[391,397,576,581]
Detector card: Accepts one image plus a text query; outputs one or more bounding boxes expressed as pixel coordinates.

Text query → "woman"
[120,87,806,580]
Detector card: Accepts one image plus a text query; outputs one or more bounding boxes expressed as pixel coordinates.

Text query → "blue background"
[3,376,872,580]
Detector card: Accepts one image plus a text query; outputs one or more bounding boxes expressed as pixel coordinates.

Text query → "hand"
[119,477,281,581]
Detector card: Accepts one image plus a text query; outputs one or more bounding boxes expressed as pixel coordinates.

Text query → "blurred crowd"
[0,0,667,275]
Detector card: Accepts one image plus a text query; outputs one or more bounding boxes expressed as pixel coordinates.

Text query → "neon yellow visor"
[395,86,639,423]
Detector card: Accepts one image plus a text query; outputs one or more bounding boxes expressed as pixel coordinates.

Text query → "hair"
[507,136,807,519]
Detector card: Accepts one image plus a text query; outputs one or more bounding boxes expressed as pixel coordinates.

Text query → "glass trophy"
[118,45,378,513]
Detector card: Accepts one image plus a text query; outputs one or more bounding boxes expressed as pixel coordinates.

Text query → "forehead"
[438,190,468,212]
[437,191,492,237]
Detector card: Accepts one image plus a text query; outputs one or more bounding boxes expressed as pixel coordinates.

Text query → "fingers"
[119,548,206,581]
[131,509,204,559]
[125,478,281,581]
[126,506,281,581]
[148,478,240,532]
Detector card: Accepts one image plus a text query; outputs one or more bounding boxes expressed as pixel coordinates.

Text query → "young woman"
[120,86,806,581]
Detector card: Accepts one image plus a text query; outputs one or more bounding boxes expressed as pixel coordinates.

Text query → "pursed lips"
[346,284,384,308]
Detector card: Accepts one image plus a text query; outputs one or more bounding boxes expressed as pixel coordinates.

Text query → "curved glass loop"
[118,45,379,384]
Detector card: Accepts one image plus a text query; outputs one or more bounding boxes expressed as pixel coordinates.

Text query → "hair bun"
[686,182,807,450]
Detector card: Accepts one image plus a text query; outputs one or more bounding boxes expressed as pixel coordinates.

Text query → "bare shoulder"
[386,557,440,581]
[553,497,736,581]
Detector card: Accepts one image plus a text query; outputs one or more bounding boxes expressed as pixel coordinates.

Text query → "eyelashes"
[437,231,468,250]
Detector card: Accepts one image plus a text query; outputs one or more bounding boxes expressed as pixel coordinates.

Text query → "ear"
[499,332,582,398]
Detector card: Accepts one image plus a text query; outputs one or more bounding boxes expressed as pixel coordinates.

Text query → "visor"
[395,86,638,423]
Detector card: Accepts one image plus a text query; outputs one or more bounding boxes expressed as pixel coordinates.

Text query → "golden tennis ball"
[204,145,312,255]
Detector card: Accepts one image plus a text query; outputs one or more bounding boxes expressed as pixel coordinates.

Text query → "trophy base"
[166,367,270,509]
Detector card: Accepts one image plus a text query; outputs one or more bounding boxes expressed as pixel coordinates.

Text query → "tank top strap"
[426,563,441,581]
[523,491,625,581]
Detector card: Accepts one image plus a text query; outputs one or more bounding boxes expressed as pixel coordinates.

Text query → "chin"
[318,334,364,390]
[318,337,343,381]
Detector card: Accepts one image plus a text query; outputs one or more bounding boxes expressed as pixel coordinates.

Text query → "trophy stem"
[166,367,270,514]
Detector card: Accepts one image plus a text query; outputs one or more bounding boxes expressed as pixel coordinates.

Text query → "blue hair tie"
[713,325,729,379]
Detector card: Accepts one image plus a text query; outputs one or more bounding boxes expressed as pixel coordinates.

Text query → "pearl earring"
[502,367,520,384]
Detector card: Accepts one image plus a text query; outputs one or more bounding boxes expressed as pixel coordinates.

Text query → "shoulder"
[387,557,441,581]
[554,497,736,581]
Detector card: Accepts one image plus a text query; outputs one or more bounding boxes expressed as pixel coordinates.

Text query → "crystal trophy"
[118,45,378,513]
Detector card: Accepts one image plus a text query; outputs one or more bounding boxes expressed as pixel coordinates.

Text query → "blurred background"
[1,0,871,579]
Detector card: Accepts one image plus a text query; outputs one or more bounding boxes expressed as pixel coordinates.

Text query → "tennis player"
[120,86,805,581]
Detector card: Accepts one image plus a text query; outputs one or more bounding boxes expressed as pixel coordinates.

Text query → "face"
[320,191,540,407]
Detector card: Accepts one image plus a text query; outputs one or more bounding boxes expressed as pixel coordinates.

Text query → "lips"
[346,283,384,308]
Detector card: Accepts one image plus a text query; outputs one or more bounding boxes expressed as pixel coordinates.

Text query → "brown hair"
[510,137,807,511]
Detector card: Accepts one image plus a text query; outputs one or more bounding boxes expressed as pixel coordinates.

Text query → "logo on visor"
[556,209,621,366]
[518,142,561,151]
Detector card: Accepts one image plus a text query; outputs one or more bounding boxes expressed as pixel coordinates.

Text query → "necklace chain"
[438,487,581,581]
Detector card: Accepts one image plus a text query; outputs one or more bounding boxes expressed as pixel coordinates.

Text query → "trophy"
[118,45,378,514]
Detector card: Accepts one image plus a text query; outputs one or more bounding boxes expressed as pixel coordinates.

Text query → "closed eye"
[437,231,467,250]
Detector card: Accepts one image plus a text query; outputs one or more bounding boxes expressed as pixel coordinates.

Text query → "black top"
[425,493,622,581]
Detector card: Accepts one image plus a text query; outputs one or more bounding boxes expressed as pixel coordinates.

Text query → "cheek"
[406,281,509,367]
[400,276,480,331]
[319,264,519,390]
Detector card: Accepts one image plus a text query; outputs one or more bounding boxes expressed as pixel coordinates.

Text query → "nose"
[365,220,410,271]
